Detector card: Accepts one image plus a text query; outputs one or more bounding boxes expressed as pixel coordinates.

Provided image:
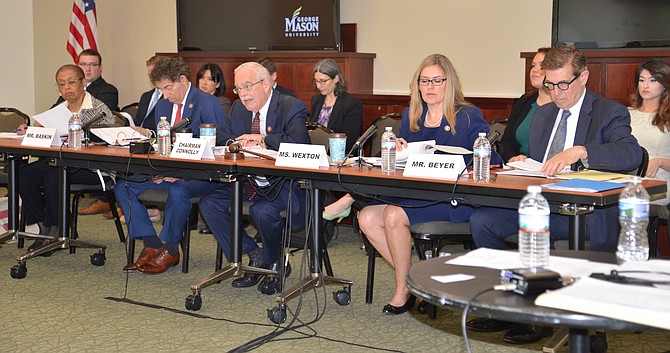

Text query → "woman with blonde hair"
[358,54,499,314]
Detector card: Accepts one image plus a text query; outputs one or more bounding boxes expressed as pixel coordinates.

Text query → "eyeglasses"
[417,78,447,86]
[233,79,264,95]
[55,78,83,88]
[78,62,100,68]
[313,78,333,85]
[543,71,582,91]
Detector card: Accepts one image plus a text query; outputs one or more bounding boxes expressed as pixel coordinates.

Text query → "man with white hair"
[199,61,310,294]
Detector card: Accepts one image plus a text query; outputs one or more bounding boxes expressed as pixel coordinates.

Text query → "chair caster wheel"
[267,304,286,324]
[333,287,351,306]
[90,252,106,266]
[10,262,27,279]
[185,293,202,311]
[590,332,607,353]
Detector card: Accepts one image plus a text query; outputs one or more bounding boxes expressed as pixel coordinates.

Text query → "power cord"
[461,284,516,353]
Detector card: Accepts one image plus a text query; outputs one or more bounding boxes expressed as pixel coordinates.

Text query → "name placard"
[170,137,214,160]
[21,127,60,147]
[403,154,466,179]
[275,143,329,169]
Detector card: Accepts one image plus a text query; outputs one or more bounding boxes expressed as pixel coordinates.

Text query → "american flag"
[66,0,98,64]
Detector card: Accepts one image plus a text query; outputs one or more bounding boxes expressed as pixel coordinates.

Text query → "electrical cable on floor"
[461,286,513,353]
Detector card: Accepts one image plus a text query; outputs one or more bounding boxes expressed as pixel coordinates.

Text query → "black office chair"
[369,113,401,157]
[120,102,139,121]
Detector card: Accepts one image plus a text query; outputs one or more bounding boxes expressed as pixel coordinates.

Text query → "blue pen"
[122,137,144,141]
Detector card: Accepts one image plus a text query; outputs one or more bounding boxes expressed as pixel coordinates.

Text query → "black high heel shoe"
[382,295,416,315]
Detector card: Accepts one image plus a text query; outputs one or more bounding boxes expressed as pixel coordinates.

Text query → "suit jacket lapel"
[534,104,559,158]
[573,90,594,146]
[265,91,280,134]
[182,86,197,120]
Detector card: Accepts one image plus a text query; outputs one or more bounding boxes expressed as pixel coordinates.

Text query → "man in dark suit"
[116,57,226,275]
[53,49,119,112]
[199,61,309,294]
[467,46,642,343]
[134,56,162,129]
[256,56,295,97]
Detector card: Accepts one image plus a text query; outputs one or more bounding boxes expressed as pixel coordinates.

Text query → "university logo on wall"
[284,6,320,38]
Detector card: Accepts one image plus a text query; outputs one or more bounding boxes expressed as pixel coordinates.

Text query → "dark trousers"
[200,179,305,265]
[18,159,106,227]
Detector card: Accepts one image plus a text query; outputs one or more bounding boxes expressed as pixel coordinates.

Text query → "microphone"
[170,117,191,134]
[81,110,107,131]
[487,130,501,144]
[350,124,378,152]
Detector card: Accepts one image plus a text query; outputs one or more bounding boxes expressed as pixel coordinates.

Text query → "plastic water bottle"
[617,176,650,263]
[381,126,396,173]
[67,113,83,150]
[518,185,550,268]
[473,132,491,182]
[156,116,172,156]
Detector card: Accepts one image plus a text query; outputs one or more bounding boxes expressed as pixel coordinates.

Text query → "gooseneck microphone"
[81,110,107,131]
[350,124,378,152]
[170,117,191,134]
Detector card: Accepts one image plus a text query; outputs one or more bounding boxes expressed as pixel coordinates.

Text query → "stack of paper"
[542,178,626,193]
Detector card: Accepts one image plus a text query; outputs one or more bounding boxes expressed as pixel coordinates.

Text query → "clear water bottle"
[156,116,172,156]
[617,176,650,263]
[68,113,83,150]
[473,132,491,182]
[381,126,396,173]
[518,185,550,268]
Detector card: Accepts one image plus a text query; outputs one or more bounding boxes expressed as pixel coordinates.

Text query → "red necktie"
[174,103,183,124]
[251,111,260,134]
[244,112,262,200]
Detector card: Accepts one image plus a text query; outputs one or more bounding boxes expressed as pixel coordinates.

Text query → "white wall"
[0,1,35,115]
[22,0,552,114]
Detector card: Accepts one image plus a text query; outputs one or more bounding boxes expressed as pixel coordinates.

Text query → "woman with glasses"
[18,64,114,251]
[196,63,231,117]
[629,59,670,216]
[310,59,363,154]
[357,54,500,315]
[311,59,364,221]
[501,48,553,163]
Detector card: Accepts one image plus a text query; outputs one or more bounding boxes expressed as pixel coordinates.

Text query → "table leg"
[568,328,590,353]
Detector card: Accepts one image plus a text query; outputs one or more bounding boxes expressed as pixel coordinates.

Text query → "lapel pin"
[267,126,272,132]
[188,103,193,109]
[444,125,451,132]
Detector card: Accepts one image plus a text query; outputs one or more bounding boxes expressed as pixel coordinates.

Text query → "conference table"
[0,138,666,318]
[406,251,661,353]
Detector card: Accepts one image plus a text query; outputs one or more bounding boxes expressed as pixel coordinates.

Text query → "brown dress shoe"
[122,247,161,272]
[138,249,180,274]
[78,200,111,215]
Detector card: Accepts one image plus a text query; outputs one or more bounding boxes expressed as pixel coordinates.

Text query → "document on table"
[0,132,23,139]
[506,158,543,171]
[554,169,633,182]
[33,104,70,137]
[444,248,615,278]
[541,179,626,193]
[535,276,670,330]
[396,140,436,161]
[90,127,147,146]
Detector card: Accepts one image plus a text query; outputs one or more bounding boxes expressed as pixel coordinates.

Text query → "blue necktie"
[546,110,571,160]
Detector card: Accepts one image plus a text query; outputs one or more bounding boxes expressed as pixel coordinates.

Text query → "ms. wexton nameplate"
[275,143,329,169]
[403,154,466,179]
[22,127,60,147]
[170,137,214,160]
